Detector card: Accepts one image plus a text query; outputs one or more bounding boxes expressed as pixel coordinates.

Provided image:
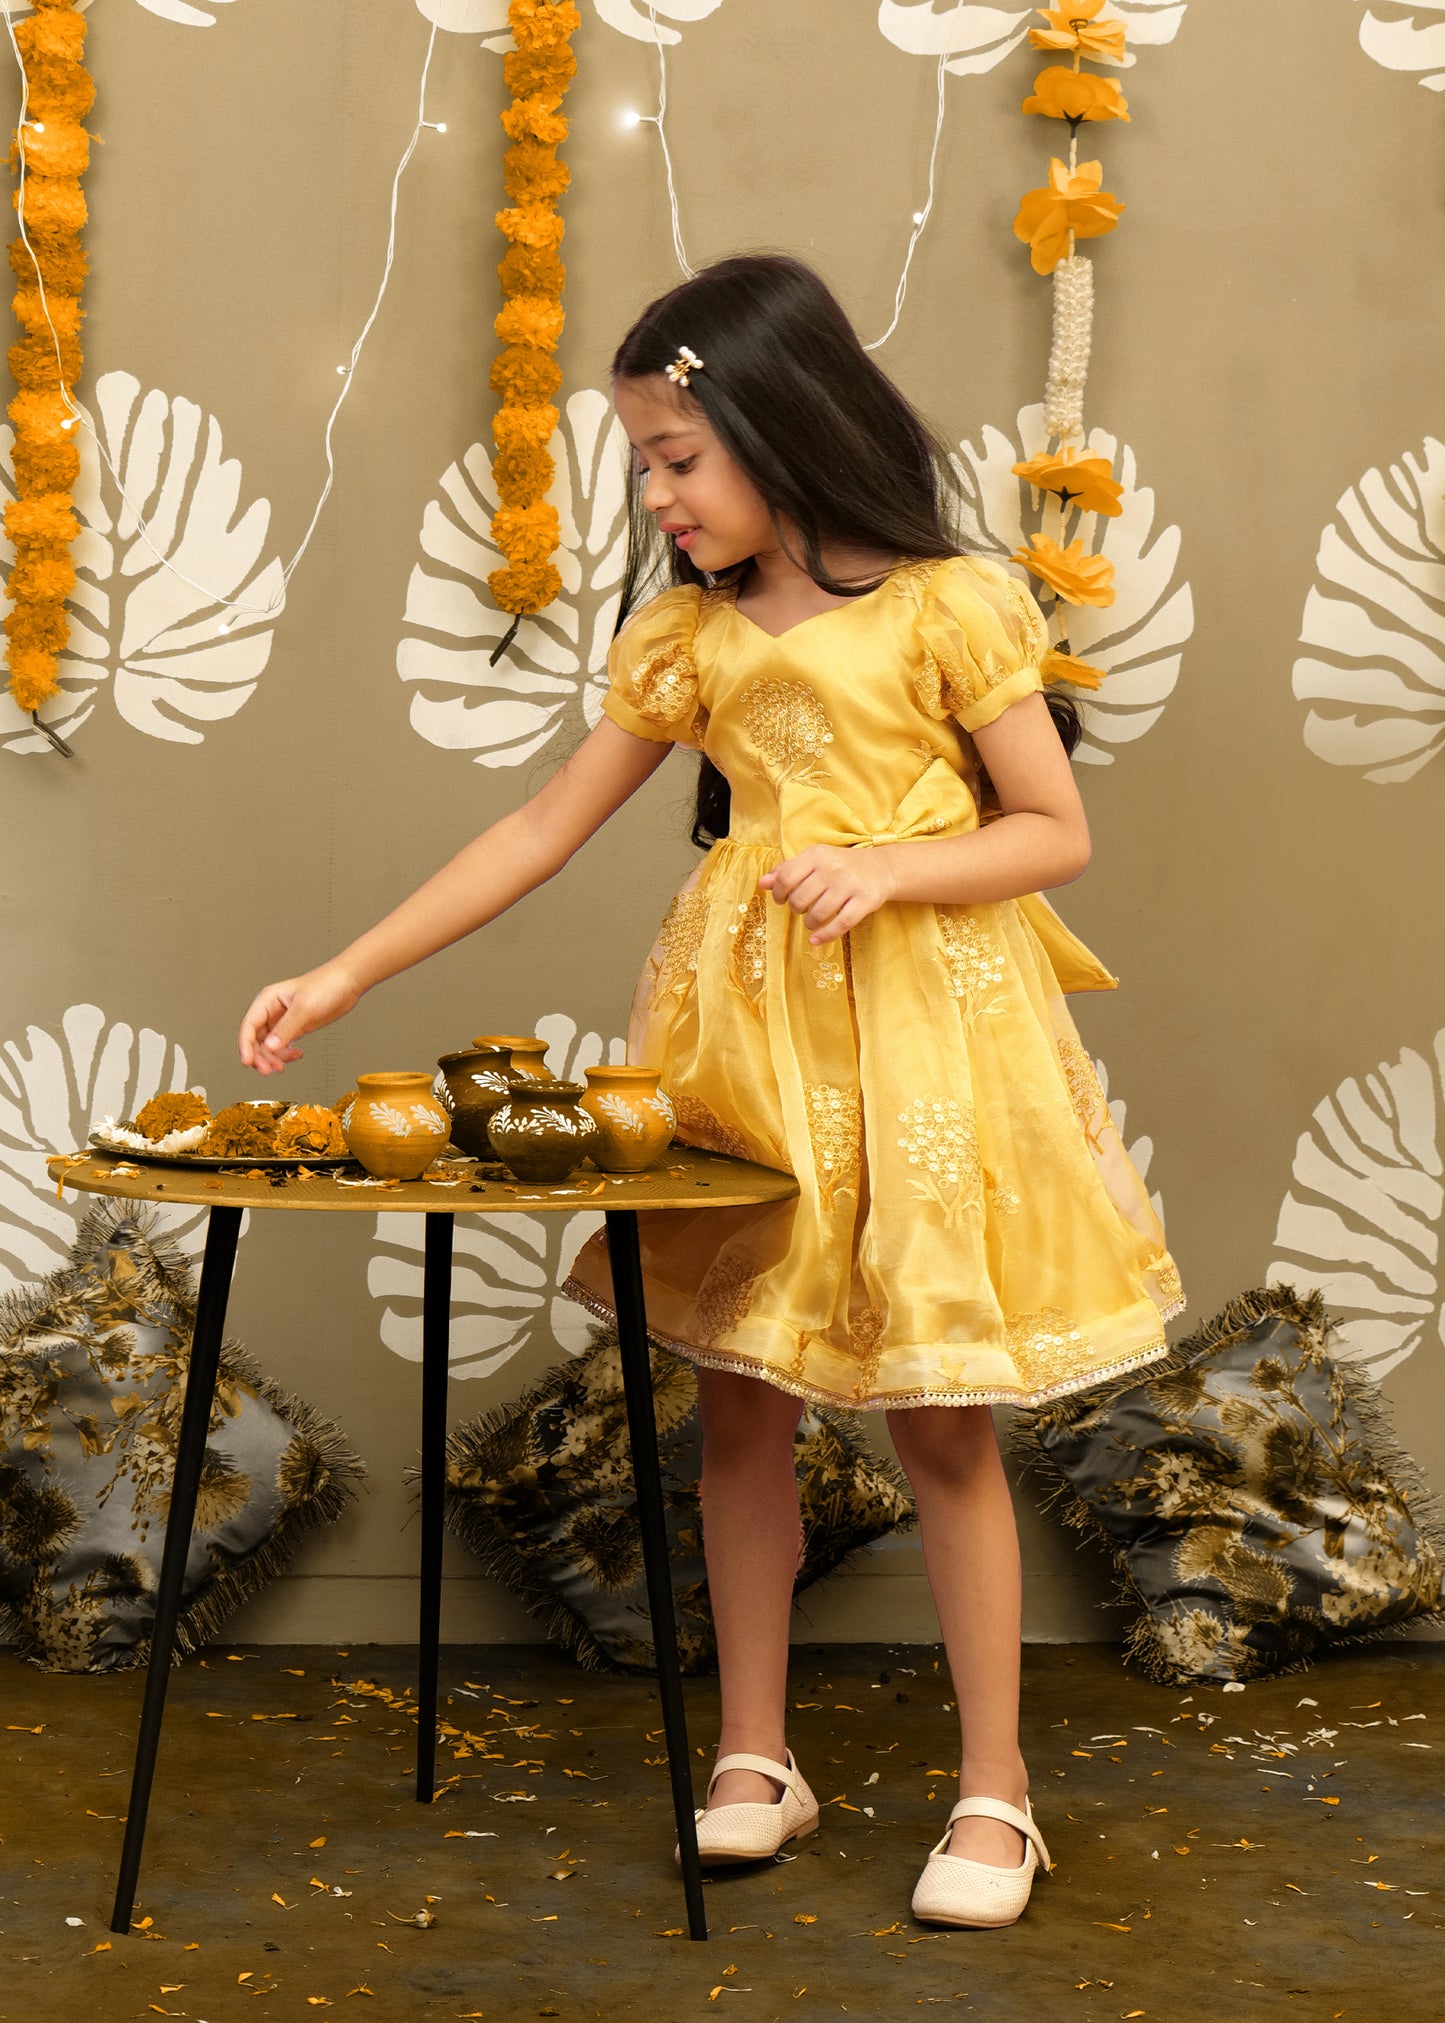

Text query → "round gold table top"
[45,1145,800,1216]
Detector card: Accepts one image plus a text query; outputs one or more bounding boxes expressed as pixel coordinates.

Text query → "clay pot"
[580,1065,677,1174]
[487,1078,600,1184]
[472,1033,551,1081]
[342,1072,451,1180]
[436,1044,520,1159]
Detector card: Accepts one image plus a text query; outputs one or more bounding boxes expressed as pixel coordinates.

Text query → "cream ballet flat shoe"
[910,1796,1051,1929]
[674,1750,819,1867]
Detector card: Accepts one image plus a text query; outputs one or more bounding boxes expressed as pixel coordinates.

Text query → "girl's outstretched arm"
[238,719,671,1074]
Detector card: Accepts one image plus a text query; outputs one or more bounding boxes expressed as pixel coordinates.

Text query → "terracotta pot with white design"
[580,1065,677,1174]
[487,1078,599,1184]
[343,1072,451,1180]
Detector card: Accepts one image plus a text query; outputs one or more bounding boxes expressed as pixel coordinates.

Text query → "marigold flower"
[1028,0,1126,64]
[7,387,74,441]
[7,553,75,601]
[494,294,566,352]
[502,99,569,145]
[9,232,88,295]
[493,444,556,506]
[1011,532,1116,607]
[1012,446,1123,516]
[1041,646,1108,690]
[11,287,83,337]
[12,438,79,493]
[6,642,59,710]
[503,45,578,111]
[13,177,87,235]
[490,345,563,404]
[1012,158,1123,276]
[15,9,86,63]
[10,118,90,177]
[491,501,561,566]
[5,494,79,545]
[1022,65,1129,122]
[509,0,581,52]
[489,560,562,615]
[8,330,81,388]
[5,598,71,650]
[492,402,559,454]
[498,243,565,298]
[494,203,566,254]
[503,139,570,205]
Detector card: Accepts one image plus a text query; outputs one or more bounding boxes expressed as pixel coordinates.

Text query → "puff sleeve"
[914,555,1049,734]
[601,584,708,749]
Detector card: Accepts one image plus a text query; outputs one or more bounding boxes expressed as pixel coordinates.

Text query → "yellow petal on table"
[793,1913,817,1925]
[1094,1921,1132,1932]
[309,1836,326,1847]
[87,1942,112,1955]
[271,1894,293,1908]
[345,1991,376,2001]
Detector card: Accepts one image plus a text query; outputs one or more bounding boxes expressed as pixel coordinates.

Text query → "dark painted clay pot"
[472,1033,551,1082]
[436,1044,519,1159]
[487,1078,600,1184]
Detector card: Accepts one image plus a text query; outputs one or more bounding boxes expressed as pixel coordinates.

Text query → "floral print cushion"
[442,1328,916,1674]
[1015,1284,1444,1684]
[0,1203,363,1672]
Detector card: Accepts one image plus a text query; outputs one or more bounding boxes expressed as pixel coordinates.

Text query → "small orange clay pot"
[580,1065,677,1174]
[487,1078,600,1184]
[342,1072,451,1180]
[473,1033,551,1081]
[437,1044,520,1159]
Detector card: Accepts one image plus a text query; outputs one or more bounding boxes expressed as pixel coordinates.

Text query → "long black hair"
[611,255,1080,847]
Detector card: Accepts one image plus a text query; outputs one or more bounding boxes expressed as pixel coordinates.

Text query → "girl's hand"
[238,961,365,1076]
[758,843,896,944]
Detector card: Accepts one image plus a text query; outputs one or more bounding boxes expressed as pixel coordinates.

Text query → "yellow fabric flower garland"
[488,0,580,659]
[1009,0,1133,690]
[5,0,92,721]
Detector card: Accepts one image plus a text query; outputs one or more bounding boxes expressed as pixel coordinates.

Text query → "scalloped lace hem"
[560,1275,1187,1414]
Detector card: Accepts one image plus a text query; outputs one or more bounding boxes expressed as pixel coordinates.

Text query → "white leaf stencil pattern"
[1292,436,1445,785]
[398,389,628,769]
[593,0,725,44]
[953,402,1192,765]
[133,0,236,23]
[0,371,284,755]
[368,1015,626,1379]
[1354,2,1445,90]
[0,1004,241,1296]
[1268,1029,1444,1381]
[415,0,511,47]
[877,0,1186,75]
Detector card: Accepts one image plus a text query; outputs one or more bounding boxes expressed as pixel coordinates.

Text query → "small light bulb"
[337,365,348,375]
[218,617,235,633]
[25,120,44,134]
[912,211,925,225]
[435,121,447,134]
[60,416,76,429]
[620,108,642,129]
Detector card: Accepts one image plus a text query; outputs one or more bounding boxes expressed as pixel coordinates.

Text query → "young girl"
[239,254,1183,1930]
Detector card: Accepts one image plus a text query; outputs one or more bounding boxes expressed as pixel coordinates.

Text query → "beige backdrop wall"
[3,0,1442,1649]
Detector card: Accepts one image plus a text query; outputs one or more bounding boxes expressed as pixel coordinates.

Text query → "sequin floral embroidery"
[653,884,710,1002]
[937,909,1007,1025]
[896,1095,982,1228]
[1006,1306,1092,1387]
[742,678,835,785]
[803,1082,862,1214]
[1057,1034,1110,1153]
[849,1306,888,1400]
[671,1093,752,1161]
[727,892,768,1016]
[696,1255,758,1348]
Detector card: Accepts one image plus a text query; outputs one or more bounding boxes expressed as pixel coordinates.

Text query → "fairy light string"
[2,8,445,749]
[630,0,966,353]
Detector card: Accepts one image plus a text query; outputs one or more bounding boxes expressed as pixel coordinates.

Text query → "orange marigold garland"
[1010,1,1131,693]
[488,0,579,660]
[5,0,93,721]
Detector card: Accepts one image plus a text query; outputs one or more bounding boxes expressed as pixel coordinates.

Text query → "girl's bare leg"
[886,1403,1030,1867]
[697,1366,805,1808]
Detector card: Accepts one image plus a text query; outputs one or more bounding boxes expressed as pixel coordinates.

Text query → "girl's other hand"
[758,843,896,945]
[238,961,365,1075]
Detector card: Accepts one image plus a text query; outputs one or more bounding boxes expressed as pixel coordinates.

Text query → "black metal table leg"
[605,1209,707,1941]
[110,1205,243,1934]
[416,1210,454,1804]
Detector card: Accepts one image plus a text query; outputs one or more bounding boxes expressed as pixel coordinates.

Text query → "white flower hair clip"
[664,344,705,388]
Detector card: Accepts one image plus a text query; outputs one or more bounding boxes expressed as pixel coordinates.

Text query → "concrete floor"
[1,1641,1438,2023]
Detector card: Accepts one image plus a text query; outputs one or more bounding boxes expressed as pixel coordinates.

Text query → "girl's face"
[613,374,776,574]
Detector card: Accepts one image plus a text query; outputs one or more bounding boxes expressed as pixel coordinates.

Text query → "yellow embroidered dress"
[563,556,1185,1410]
